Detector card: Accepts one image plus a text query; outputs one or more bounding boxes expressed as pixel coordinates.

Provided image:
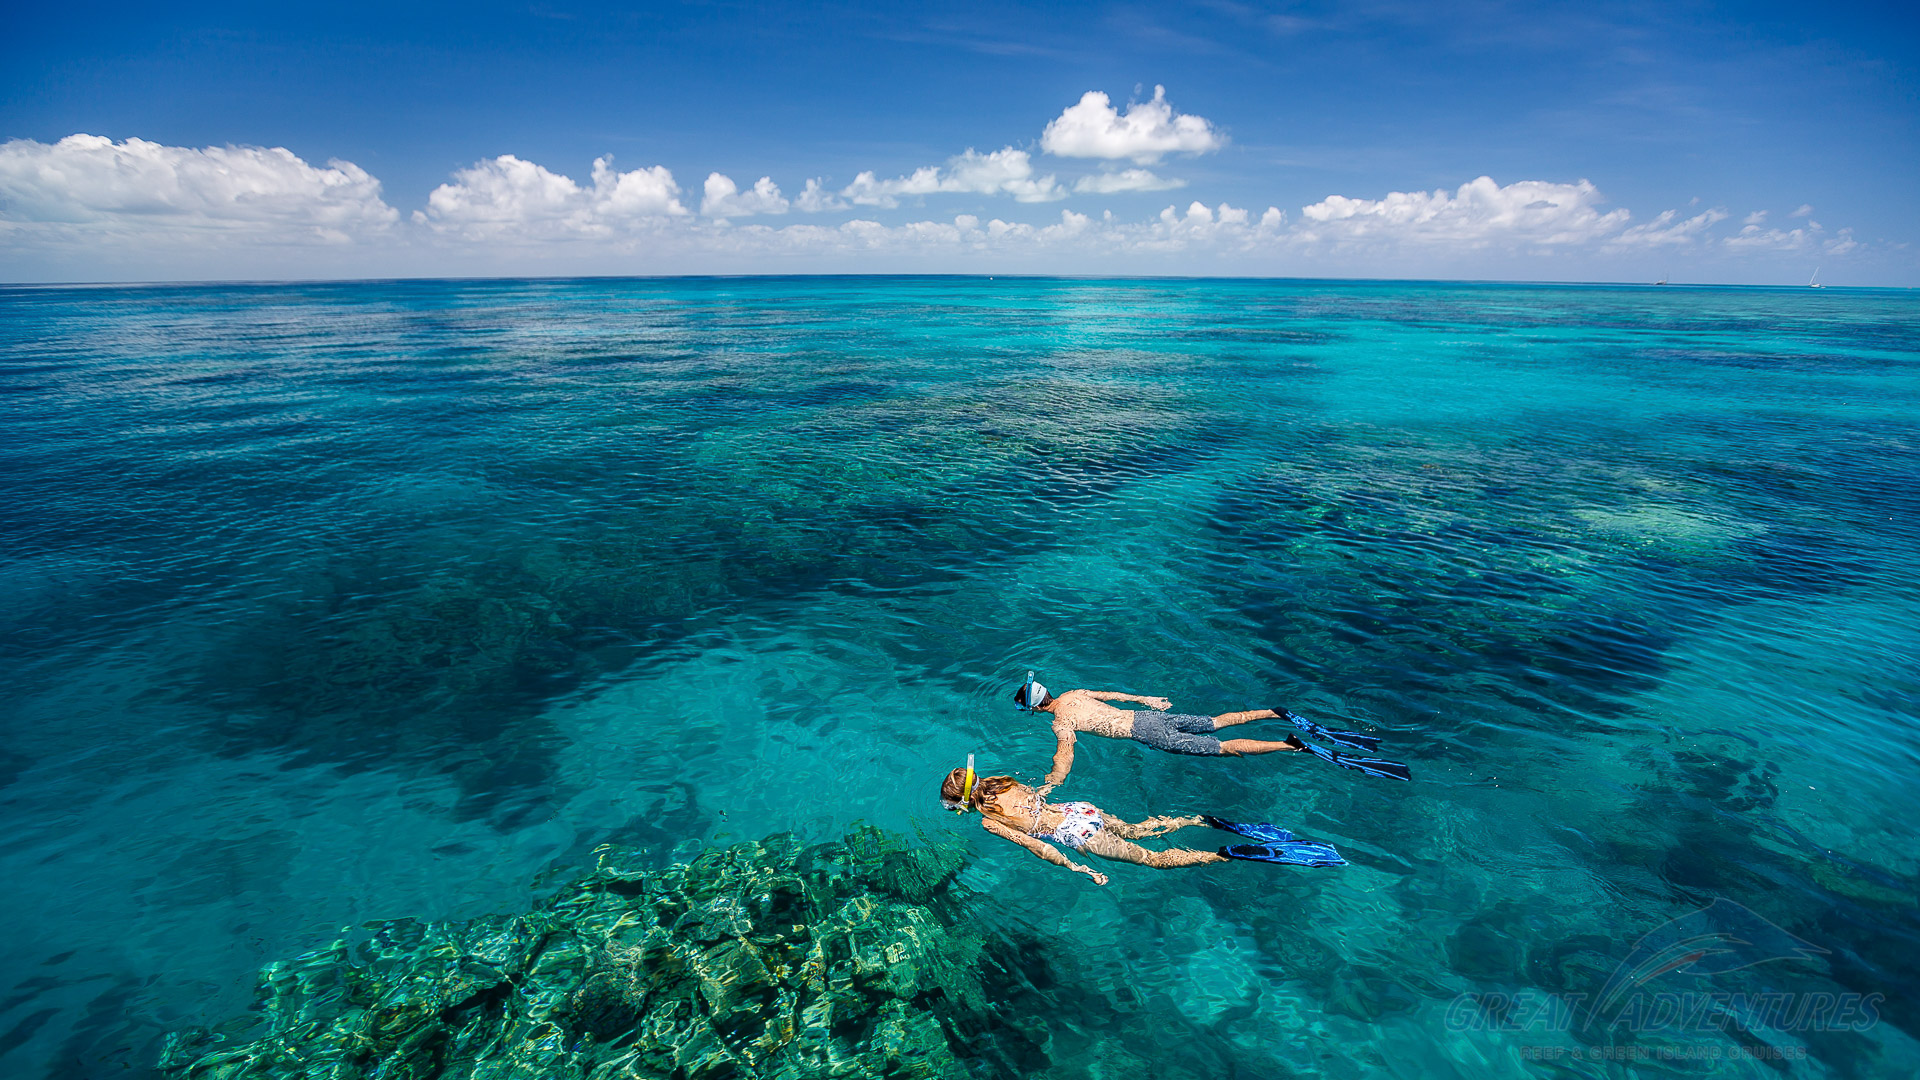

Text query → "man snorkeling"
[1012,673,1411,787]
[941,755,1345,885]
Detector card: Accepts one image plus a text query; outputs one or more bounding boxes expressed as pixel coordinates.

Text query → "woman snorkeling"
[940,756,1345,886]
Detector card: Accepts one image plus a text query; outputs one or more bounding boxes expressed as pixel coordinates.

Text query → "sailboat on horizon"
[1808,267,1825,288]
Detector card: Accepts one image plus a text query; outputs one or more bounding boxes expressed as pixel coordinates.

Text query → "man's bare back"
[1047,688,1170,739]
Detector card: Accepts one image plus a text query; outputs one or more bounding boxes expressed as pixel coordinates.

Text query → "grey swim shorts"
[1129,712,1222,756]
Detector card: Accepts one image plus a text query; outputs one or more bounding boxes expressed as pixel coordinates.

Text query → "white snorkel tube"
[1015,670,1049,712]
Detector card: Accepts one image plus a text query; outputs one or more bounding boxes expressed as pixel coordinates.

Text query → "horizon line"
[3,273,1910,292]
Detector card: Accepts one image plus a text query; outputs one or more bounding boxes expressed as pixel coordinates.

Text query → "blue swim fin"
[1291,736,1413,782]
[1272,708,1381,753]
[1219,842,1347,867]
[1201,815,1299,844]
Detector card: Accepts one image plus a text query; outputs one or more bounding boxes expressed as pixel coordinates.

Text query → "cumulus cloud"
[841,147,1065,206]
[2,133,1871,280]
[1723,224,1810,251]
[1722,216,1854,254]
[1297,177,1630,248]
[1073,168,1186,194]
[656,200,1298,267]
[419,154,687,238]
[1159,201,1250,230]
[1041,86,1225,164]
[1791,204,1814,218]
[701,173,789,218]
[0,133,398,241]
[1609,207,1729,248]
[794,178,846,213]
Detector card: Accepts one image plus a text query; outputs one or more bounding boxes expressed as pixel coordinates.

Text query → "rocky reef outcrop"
[160,829,1041,1080]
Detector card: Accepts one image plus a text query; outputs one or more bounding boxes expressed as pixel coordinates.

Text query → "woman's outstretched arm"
[981,818,1108,885]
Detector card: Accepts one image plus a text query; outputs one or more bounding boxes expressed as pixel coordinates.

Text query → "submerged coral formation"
[160,830,1036,1080]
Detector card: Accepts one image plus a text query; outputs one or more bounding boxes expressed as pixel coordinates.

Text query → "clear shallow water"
[1,277,1916,1078]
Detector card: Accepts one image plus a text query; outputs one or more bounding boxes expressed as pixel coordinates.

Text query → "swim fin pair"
[1267,707,1411,781]
[1203,815,1347,867]
[1270,706,1381,753]
[1285,735,1414,782]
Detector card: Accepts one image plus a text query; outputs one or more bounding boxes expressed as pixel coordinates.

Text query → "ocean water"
[1,276,1916,1078]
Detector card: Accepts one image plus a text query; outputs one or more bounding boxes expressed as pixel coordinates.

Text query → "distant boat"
[1654,273,1668,285]
[1808,268,1824,288]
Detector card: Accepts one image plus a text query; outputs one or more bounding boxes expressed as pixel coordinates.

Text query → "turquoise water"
[1,277,1916,1078]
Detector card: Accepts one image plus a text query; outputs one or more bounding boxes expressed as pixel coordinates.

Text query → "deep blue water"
[1,277,1917,1078]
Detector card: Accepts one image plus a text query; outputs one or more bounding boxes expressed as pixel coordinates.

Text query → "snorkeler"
[1013,673,1411,786]
[940,756,1345,885]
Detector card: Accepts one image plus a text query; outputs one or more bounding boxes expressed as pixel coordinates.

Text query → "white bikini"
[1036,801,1104,849]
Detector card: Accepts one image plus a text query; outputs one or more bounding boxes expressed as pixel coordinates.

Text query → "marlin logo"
[1587,899,1827,1028]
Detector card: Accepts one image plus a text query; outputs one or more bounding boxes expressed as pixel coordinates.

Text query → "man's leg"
[1219,737,1303,756]
[1211,708,1283,729]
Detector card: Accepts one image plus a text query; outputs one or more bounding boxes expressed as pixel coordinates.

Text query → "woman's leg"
[1082,831,1225,868]
[1105,814,1205,839]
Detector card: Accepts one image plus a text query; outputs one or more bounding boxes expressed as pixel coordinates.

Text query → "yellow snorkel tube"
[954,753,977,813]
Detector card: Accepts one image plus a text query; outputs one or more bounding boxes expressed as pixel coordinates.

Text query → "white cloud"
[1609,207,1729,248]
[669,202,1278,265]
[593,158,684,218]
[840,147,1065,206]
[419,154,686,238]
[1723,216,1849,253]
[1040,86,1226,164]
[2,134,1875,282]
[1721,210,1864,255]
[1296,177,1630,248]
[1072,168,1186,194]
[1157,201,1250,229]
[794,178,846,213]
[701,172,789,218]
[1743,210,1768,226]
[0,133,397,241]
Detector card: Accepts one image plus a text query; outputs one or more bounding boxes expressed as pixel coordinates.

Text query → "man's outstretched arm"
[1043,726,1077,787]
[1086,690,1173,710]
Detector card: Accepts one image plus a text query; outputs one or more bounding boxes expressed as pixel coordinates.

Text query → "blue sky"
[3,1,1916,283]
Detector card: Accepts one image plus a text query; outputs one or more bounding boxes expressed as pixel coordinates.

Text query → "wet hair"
[1009,683,1055,709]
[940,769,1019,811]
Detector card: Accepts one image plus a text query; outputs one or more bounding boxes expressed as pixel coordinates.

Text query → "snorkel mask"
[1013,671,1049,712]
[948,754,977,813]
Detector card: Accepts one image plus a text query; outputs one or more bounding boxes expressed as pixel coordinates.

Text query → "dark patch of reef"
[159,829,1046,1080]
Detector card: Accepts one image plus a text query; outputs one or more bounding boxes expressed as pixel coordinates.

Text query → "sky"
[2,0,1917,284]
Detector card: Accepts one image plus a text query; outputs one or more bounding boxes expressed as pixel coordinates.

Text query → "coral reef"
[159,830,1037,1080]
